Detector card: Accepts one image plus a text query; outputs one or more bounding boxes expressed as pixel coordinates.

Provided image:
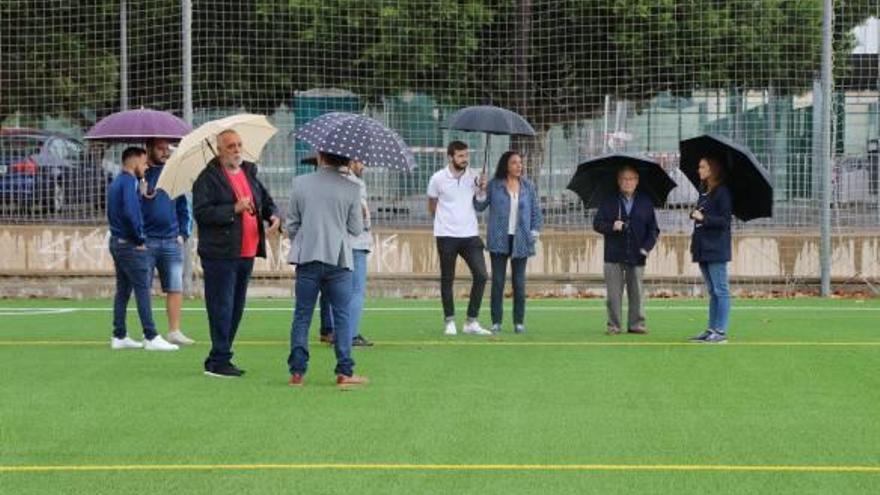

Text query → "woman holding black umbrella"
[474,151,543,334]
[689,156,733,344]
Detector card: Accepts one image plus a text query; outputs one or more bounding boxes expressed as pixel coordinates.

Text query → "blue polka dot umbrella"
[294,112,416,171]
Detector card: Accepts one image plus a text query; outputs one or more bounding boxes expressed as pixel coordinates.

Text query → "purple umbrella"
[85,108,191,142]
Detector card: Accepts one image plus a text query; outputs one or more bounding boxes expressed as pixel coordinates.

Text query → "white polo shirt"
[427,166,480,238]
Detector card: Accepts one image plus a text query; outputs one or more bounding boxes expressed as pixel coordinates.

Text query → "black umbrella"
[679,134,773,221]
[567,153,677,208]
[294,112,416,171]
[442,105,536,177]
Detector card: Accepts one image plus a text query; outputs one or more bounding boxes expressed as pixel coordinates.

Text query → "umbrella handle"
[204,138,218,158]
[483,134,490,177]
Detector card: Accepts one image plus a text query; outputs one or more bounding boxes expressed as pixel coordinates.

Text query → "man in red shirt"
[192,130,281,378]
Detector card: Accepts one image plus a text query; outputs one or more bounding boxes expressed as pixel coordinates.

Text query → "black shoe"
[204,363,243,378]
[352,335,374,347]
[229,363,246,376]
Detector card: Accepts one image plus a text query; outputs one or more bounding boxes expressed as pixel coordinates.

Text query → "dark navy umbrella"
[294,112,416,171]
[85,108,191,142]
[567,153,677,208]
[444,105,537,136]
[679,134,773,221]
[443,105,536,177]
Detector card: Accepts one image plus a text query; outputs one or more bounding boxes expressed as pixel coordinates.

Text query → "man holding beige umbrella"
[157,115,282,378]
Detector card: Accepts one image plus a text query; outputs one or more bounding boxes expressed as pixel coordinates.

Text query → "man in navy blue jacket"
[142,138,194,346]
[592,165,660,335]
[107,147,178,351]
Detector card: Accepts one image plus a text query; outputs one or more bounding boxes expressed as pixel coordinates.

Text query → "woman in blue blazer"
[689,156,732,343]
[474,151,543,334]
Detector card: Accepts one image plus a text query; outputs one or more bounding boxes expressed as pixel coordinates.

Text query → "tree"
[0,1,119,127]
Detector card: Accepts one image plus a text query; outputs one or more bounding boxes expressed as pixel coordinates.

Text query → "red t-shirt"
[223,168,259,258]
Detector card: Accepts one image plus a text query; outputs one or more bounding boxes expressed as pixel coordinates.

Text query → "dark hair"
[617,164,639,178]
[494,151,522,180]
[702,155,726,191]
[318,151,350,168]
[447,140,468,157]
[121,146,146,164]
[144,138,170,149]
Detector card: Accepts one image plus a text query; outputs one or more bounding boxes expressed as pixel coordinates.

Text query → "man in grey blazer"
[286,152,366,388]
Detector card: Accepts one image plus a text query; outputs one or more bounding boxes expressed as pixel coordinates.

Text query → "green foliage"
[0,1,119,125]
[0,0,875,127]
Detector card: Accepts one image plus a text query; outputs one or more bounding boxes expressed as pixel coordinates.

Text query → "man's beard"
[452,161,468,171]
[224,155,244,167]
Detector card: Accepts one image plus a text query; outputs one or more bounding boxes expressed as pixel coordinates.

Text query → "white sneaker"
[166,330,195,346]
[111,336,143,350]
[463,320,492,336]
[444,320,458,336]
[144,335,179,351]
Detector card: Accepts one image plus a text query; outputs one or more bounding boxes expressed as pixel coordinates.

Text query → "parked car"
[0,128,111,216]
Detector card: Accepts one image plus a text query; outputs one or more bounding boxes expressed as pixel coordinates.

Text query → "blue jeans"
[490,246,528,325]
[288,262,354,376]
[146,237,183,293]
[349,249,369,338]
[109,237,157,340]
[699,262,731,334]
[201,257,254,368]
[319,294,334,335]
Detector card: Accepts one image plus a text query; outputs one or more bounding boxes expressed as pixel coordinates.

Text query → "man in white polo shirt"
[427,141,491,336]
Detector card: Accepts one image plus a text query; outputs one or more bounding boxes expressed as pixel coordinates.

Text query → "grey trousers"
[603,262,646,331]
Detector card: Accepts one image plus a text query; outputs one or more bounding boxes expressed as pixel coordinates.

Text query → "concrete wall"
[1,225,878,281]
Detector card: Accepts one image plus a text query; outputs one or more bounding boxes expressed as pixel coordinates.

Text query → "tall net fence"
[1,0,879,293]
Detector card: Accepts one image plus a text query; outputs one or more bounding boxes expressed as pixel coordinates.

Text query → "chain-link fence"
[1,1,879,293]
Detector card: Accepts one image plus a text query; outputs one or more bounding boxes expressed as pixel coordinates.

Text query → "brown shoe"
[336,374,369,389]
[319,332,335,345]
[606,326,622,335]
[288,373,304,387]
[627,327,649,335]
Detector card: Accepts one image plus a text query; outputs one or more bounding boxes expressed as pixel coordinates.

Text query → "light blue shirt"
[621,194,634,216]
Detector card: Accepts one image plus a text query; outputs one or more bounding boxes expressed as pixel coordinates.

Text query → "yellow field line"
[2,462,879,474]
[1,340,879,347]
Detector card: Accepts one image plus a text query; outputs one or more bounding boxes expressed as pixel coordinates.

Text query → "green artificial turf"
[1,297,878,494]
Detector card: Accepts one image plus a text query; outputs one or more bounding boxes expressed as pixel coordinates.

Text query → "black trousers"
[436,236,488,319]
[201,257,254,368]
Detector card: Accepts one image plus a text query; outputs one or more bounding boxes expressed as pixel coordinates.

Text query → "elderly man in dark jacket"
[593,165,660,335]
[193,129,280,378]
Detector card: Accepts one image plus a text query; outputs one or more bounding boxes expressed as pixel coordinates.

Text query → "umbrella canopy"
[443,105,537,136]
[156,113,277,198]
[85,108,191,142]
[567,153,677,208]
[442,105,536,178]
[679,134,773,221]
[294,112,416,171]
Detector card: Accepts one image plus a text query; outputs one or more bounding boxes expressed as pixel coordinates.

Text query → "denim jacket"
[474,177,543,258]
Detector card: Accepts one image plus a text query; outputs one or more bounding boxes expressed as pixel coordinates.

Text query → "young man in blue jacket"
[142,138,194,346]
[107,147,178,351]
[592,165,660,335]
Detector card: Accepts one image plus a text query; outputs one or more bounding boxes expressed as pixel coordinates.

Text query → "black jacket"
[193,159,278,259]
[690,184,732,263]
[593,191,659,266]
